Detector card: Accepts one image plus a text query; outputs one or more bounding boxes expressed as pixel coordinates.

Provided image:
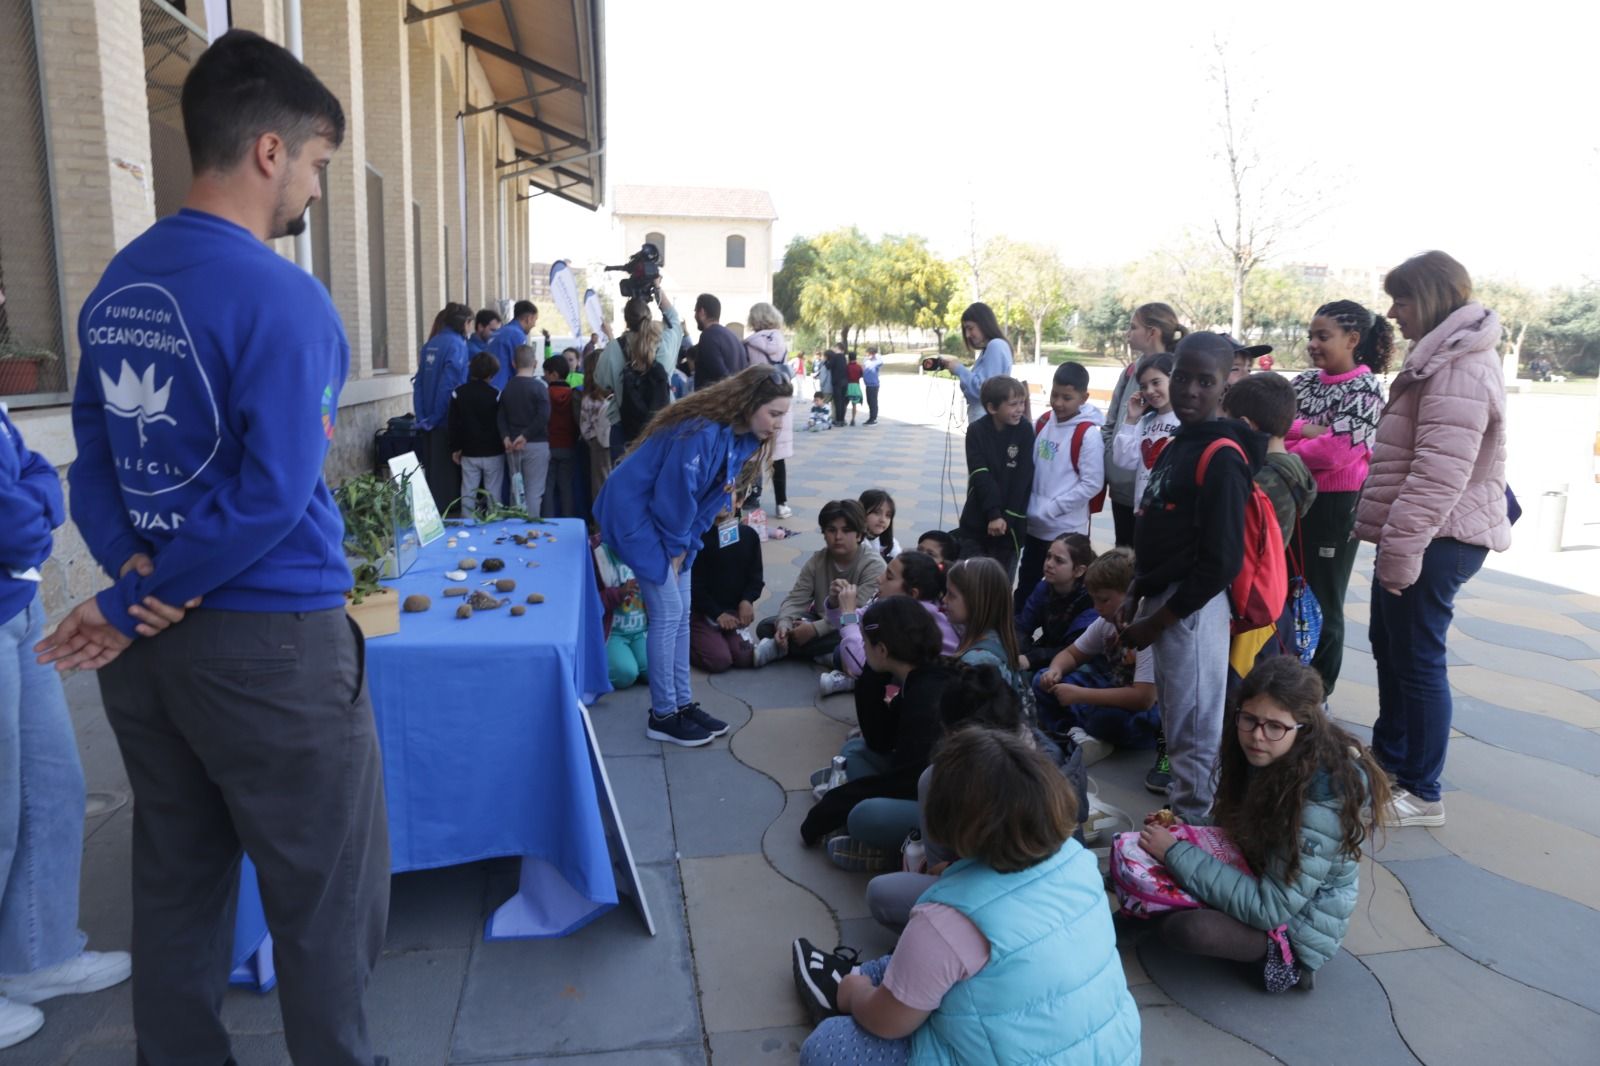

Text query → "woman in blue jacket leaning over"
[595,364,793,746]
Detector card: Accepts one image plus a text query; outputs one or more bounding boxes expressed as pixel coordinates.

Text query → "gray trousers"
[99,608,390,1066]
[460,454,504,518]
[513,441,551,517]
[1142,586,1231,822]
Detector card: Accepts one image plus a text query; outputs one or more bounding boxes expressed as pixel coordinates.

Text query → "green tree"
[797,227,877,348]
[1476,278,1548,378]
[772,236,819,328]
[1542,286,1600,375]
[1065,270,1133,360]
[985,238,1071,363]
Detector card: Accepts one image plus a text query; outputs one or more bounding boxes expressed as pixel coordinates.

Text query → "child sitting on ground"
[958,376,1034,576]
[915,530,958,568]
[806,391,834,432]
[821,551,958,696]
[689,513,774,673]
[1137,656,1389,991]
[1035,549,1160,766]
[859,488,901,562]
[1014,532,1098,674]
[756,500,886,664]
[943,556,1029,706]
[800,598,956,854]
[792,726,1141,1064]
[592,535,648,690]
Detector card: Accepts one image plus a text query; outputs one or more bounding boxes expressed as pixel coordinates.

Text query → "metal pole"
[285,0,313,275]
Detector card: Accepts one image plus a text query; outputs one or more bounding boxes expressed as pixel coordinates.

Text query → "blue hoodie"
[413,330,469,430]
[70,208,352,638]
[487,320,528,393]
[593,418,760,586]
[0,407,64,626]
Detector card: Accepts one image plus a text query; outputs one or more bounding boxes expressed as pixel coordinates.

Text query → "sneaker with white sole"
[753,637,782,669]
[0,950,131,1006]
[819,670,856,696]
[1381,788,1445,828]
[792,938,860,1023]
[1067,727,1113,767]
[679,702,729,738]
[1144,731,1172,794]
[826,835,899,873]
[645,712,713,748]
[0,998,43,1050]
[775,504,794,519]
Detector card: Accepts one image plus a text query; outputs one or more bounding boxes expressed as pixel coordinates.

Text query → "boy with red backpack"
[1119,333,1285,822]
[1017,361,1105,603]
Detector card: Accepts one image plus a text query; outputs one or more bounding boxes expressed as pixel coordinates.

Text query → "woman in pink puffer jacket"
[1354,251,1510,831]
[744,303,796,518]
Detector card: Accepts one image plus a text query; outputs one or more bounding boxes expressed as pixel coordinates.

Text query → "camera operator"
[932,302,1014,423]
[591,286,684,460]
[690,294,746,391]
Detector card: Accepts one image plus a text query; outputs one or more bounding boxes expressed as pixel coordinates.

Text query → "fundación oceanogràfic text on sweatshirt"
[70,208,354,639]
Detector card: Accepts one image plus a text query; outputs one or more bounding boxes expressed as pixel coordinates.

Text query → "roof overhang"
[406,0,606,210]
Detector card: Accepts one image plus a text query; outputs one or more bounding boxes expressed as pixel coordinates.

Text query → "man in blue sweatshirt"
[413,306,471,515]
[487,299,538,393]
[468,307,500,355]
[37,31,388,1066]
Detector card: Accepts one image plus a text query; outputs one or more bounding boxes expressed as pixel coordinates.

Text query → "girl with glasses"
[1136,656,1390,990]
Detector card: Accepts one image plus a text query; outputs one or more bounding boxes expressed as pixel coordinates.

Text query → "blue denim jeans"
[638,567,693,716]
[1369,538,1487,802]
[0,592,88,974]
[799,955,909,1065]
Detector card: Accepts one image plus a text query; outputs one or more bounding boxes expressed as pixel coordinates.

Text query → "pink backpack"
[1110,826,1251,917]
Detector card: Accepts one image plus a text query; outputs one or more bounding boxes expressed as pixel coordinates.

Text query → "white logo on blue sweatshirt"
[84,283,220,498]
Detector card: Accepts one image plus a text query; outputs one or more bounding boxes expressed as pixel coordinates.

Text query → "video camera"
[605,242,662,302]
[921,355,945,372]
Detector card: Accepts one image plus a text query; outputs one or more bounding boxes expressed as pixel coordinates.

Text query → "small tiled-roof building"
[611,185,777,336]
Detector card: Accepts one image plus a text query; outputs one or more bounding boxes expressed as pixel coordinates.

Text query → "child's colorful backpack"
[1197,439,1288,635]
[1032,413,1107,514]
[1111,825,1251,917]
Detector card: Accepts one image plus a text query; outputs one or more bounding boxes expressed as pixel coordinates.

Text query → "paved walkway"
[36,379,1600,1063]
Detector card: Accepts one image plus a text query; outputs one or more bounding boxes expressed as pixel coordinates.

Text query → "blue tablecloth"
[232,518,615,986]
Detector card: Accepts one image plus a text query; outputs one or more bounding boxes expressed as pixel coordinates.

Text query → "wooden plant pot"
[346,587,400,639]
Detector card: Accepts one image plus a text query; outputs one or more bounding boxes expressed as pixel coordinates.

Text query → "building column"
[301,0,371,379]
[362,0,416,373]
[408,19,443,330]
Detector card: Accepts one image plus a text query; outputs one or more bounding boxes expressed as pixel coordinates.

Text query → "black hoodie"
[1132,417,1266,620]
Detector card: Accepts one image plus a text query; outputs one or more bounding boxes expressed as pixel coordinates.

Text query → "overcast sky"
[530,0,1597,290]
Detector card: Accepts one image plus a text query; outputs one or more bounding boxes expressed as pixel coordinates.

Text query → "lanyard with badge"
[715,439,742,548]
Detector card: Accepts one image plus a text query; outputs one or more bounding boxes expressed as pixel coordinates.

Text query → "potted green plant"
[334,470,418,638]
[0,343,58,396]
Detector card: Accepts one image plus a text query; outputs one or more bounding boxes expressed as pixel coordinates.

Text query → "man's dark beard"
[282,215,307,237]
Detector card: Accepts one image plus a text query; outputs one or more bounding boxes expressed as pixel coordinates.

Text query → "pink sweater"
[1285,365,1384,494]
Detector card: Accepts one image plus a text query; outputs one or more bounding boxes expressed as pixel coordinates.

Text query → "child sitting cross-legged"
[791,726,1142,1065]
[819,551,958,697]
[1013,532,1099,675]
[592,534,649,690]
[806,392,834,432]
[942,556,1031,707]
[756,500,886,665]
[1035,548,1160,766]
[688,511,775,673]
[1137,656,1390,990]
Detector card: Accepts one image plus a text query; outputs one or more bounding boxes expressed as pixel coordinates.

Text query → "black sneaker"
[1144,731,1172,794]
[679,702,728,738]
[792,938,860,1023]
[645,712,712,748]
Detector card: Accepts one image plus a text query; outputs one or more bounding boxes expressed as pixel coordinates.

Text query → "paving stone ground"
[41,376,1600,1063]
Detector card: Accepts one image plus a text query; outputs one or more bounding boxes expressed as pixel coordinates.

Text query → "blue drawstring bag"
[1290,576,1322,666]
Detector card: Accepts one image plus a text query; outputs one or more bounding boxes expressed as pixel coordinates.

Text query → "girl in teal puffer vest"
[798,725,1140,1065]
[1138,656,1391,987]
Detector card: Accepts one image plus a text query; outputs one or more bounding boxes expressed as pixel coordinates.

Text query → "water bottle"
[902,829,926,874]
[825,755,847,792]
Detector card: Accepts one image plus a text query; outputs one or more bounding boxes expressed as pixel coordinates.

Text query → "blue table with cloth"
[229,518,622,990]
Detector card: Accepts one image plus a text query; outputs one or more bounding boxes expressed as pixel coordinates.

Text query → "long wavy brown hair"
[1212,657,1391,882]
[629,364,794,495]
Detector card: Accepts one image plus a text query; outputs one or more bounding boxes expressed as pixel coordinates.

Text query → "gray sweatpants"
[99,608,390,1065]
[1142,586,1231,821]
[513,441,551,516]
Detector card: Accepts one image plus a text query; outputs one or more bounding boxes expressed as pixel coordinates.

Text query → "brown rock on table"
[403,594,431,613]
[482,557,506,572]
[455,604,473,619]
[443,586,469,597]
[509,605,526,616]
[494,578,516,593]
[459,558,478,571]
[526,592,545,604]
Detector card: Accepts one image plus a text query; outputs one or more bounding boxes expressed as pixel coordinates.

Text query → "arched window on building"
[645,231,666,266]
[726,234,746,268]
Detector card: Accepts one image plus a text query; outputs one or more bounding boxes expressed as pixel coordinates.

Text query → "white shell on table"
[445,570,468,581]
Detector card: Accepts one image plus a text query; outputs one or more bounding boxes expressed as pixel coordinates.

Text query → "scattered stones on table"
[467,590,506,610]
[459,558,478,570]
[494,578,516,592]
[482,557,505,572]
[526,592,545,604]
[402,594,431,613]
[509,605,526,616]
[445,569,467,581]
[455,604,472,619]
[443,586,468,597]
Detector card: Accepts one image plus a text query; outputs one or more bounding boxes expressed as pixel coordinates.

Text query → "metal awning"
[407,0,606,211]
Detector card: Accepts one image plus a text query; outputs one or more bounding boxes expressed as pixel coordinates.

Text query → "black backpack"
[619,359,670,439]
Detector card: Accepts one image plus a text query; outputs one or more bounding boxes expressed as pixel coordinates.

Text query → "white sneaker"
[0,998,43,1049]
[753,637,782,669]
[1381,789,1445,828]
[0,950,131,1006]
[819,670,856,696]
[1067,727,1113,767]
[775,504,794,519]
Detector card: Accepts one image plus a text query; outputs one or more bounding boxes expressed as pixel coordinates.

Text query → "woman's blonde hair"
[1132,302,1187,352]
[1383,251,1473,341]
[622,296,663,372]
[630,364,794,495]
[747,302,784,332]
[946,557,1020,665]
